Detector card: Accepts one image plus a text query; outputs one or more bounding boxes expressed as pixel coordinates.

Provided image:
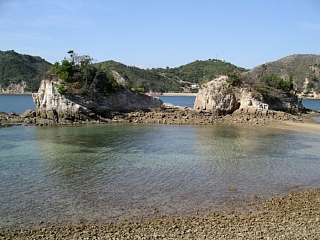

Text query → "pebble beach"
[1,188,319,239]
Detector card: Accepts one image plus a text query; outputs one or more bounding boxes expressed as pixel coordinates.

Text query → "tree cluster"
[251,74,294,102]
[49,51,118,99]
[97,60,183,93]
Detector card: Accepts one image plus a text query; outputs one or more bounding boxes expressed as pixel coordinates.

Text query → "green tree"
[50,51,119,98]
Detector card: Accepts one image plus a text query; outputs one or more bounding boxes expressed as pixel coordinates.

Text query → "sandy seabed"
[277,121,320,134]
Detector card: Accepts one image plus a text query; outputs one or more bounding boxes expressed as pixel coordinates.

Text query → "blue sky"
[1,0,320,69]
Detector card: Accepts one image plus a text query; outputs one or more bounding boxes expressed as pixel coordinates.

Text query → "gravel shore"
[1,188,319,239]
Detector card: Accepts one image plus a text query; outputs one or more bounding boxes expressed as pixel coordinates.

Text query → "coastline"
[1,188,319,239]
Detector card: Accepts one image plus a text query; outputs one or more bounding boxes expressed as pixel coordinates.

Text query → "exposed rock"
[110,70,126,85]
[194,76,303,114]
[32,78,164,124]
[0,81,28,94]
[194,76,239,114]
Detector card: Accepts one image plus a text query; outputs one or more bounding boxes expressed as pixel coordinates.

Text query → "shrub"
[134,87,145,93]
[307,82,314,88]
[57,83,67,94]
[97,74,118,96]
[227,73,241,86]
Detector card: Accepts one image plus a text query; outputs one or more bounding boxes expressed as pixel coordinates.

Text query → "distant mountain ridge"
[0,50,52,92]
[1,50,320,97]
[97,58,247,93]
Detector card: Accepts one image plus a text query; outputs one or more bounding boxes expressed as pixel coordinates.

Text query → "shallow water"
[1,123,320,229]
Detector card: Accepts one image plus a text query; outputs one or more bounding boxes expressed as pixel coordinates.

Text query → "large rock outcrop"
[194,76,239,114]
[194,76,303,114]
[32,78,163,123]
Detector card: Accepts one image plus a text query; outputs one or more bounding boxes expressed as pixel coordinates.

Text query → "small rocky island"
[29,74,305,125]
[1,75,314,128]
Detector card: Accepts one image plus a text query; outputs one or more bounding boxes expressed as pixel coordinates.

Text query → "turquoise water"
[1,123,320,229]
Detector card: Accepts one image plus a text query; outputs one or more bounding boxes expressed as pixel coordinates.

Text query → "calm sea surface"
[1,95,320,229]
[0,94,36,114]
[159,96,196,108]
[0,94,319,113]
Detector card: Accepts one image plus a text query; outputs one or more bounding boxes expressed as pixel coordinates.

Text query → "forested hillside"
[0,50,52,92]
[249,54,320,97]
[98,59,247,93]
[151,59,248,85]
[1,51,320,96]
[97,60,182,93]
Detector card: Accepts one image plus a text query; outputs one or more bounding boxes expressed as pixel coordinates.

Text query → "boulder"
[194,76,239,114]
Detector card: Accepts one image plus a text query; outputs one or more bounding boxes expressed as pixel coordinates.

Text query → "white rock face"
[194,76,239,113]
[194,76,303,114]
[238,88,269,110]
[32,78,164,121]
[32,79,87,116]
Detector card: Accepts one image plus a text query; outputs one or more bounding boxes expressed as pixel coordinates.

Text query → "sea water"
[0,94,319,113]
[0,94,36,114]
[0,123,320,229]
[1,95,320,229]
[159,96,196,108]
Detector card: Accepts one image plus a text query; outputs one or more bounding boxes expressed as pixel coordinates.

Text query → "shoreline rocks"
[1,107,319,127]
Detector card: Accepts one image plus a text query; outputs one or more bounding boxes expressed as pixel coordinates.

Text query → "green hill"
[97,60,182,93]
[152,59,248,84]
[1,50,320,96]
[0,50,52,92]
[248,54,320,95]
[98,59,248,93]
